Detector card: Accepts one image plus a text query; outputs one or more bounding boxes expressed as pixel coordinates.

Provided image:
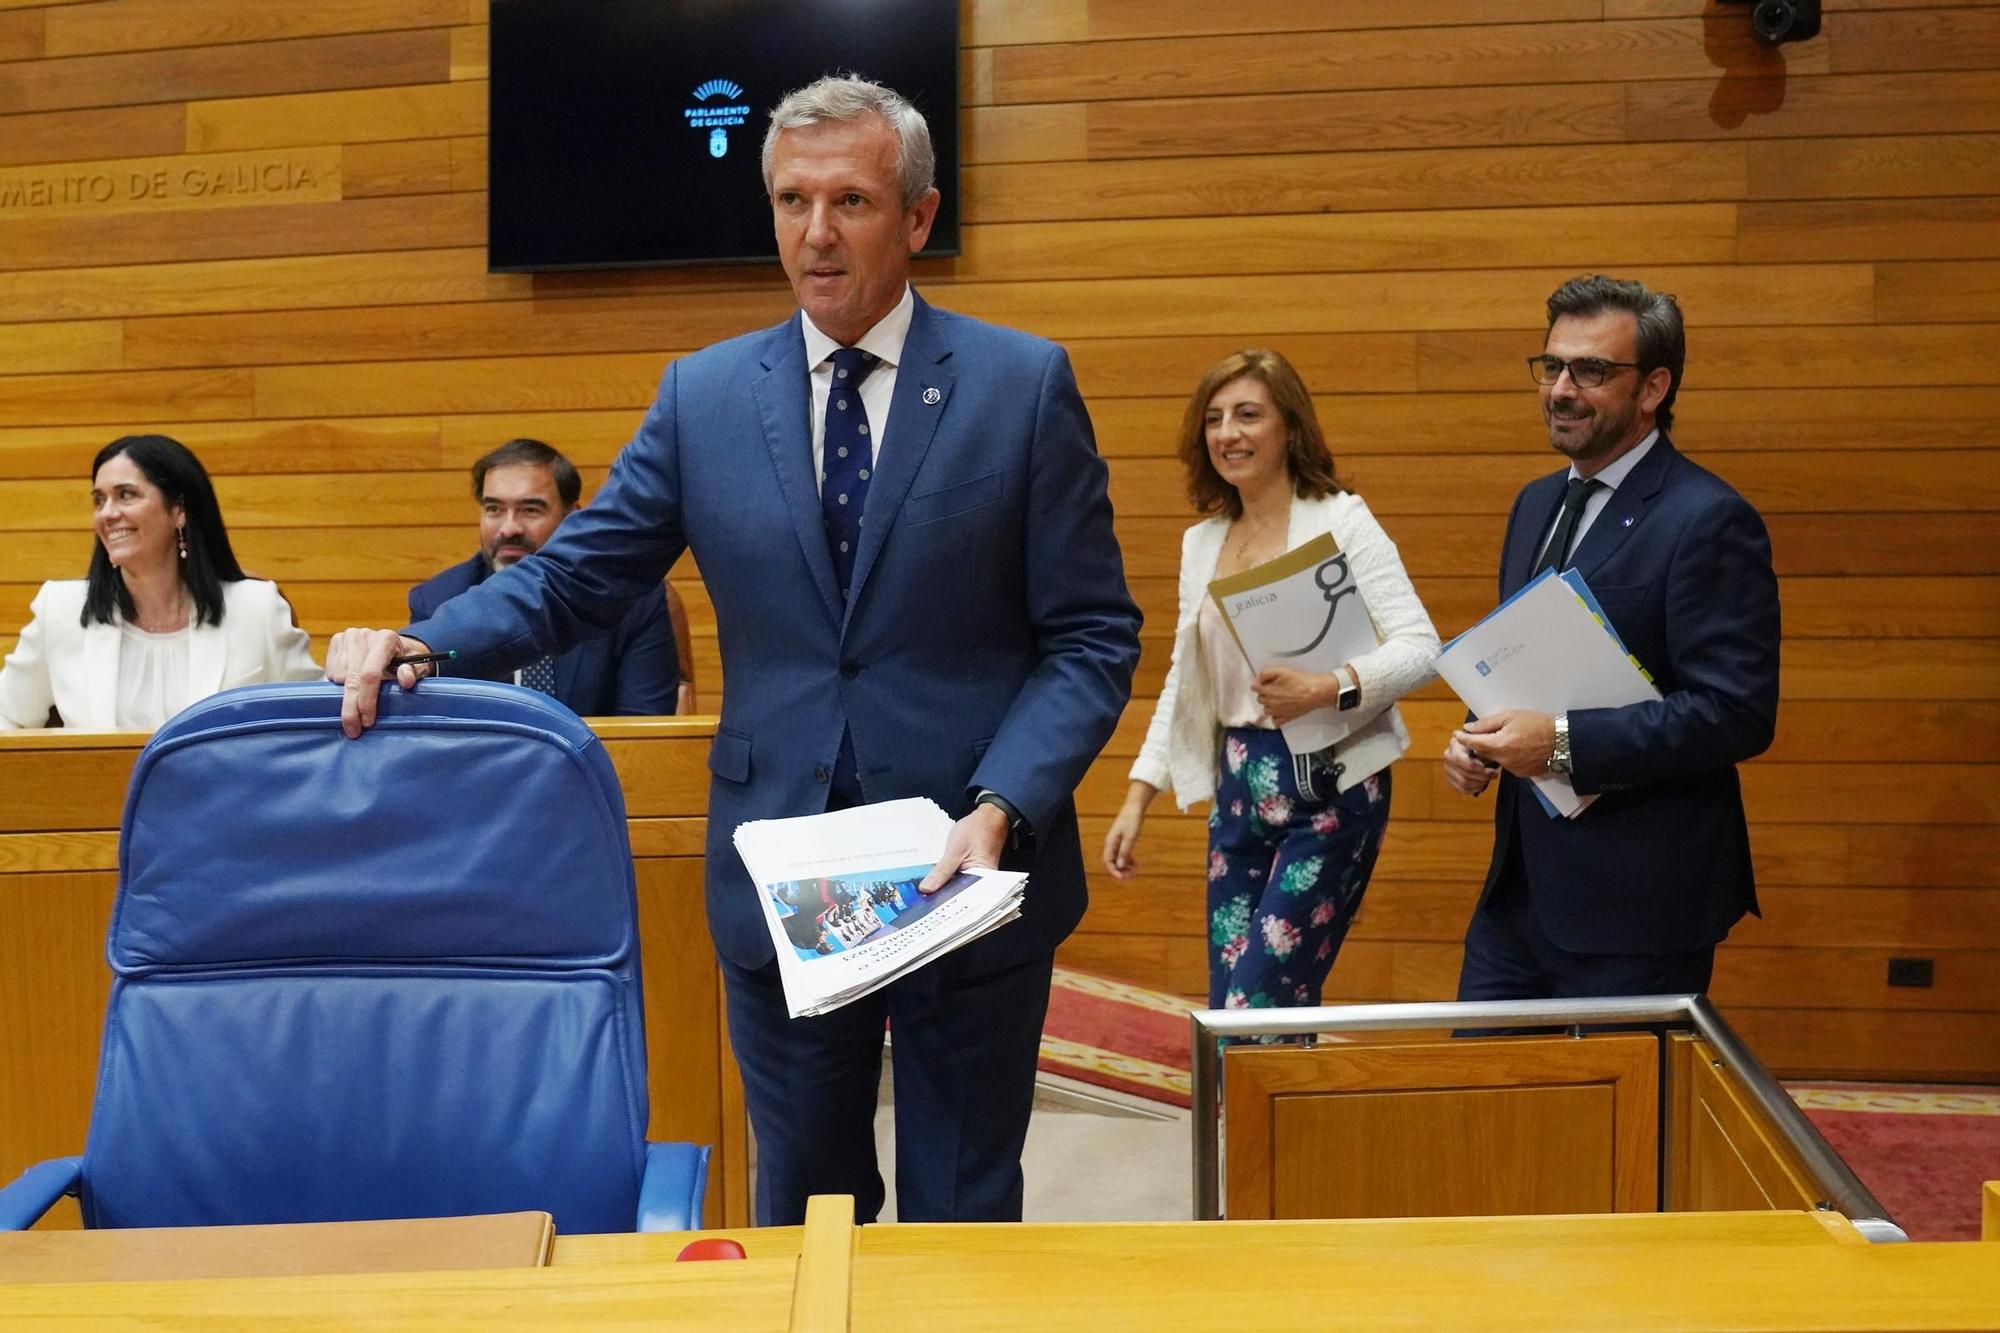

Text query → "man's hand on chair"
[327,628,434,738]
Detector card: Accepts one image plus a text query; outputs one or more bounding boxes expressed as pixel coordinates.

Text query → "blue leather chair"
[0,680,707,1234]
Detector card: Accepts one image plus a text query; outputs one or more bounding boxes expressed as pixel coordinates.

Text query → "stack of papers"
[1435,568,1660,818]
[1208,532,1383,754]
[733,798,1027,1017]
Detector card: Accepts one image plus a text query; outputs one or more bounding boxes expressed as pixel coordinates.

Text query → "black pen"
[389,650,457,669]
[1456,733,1500,771]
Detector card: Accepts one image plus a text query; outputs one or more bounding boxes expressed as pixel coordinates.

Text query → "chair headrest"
[112,680,637,972]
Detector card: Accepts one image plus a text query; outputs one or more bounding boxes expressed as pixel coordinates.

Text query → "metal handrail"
[1188,993,1905,1241]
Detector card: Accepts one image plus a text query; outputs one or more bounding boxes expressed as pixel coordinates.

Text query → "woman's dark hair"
[83,434,246,629]
[1177,348,1345,520]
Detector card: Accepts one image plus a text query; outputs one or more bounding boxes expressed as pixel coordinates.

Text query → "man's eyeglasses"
[1526,355,1640,388]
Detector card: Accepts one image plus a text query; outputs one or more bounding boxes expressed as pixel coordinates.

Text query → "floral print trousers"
[1206,726,1392,1011]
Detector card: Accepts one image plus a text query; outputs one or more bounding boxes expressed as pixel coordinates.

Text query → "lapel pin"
[1622,515,1635,527]
[922,386,941,405]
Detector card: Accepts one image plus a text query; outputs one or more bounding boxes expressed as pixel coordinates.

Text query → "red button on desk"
[675,1238,749,1262]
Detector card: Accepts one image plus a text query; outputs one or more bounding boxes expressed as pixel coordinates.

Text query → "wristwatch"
[1335,669,1361,712]
[1547,712,1573,776]
[974,790,1029,848]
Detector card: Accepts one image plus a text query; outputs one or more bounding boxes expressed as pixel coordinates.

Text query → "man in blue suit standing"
[328,76,1141,1226]
[1443,276,1780,1000]
[407,438,679,716]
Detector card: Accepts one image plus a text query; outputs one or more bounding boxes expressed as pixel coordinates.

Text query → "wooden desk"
[0,718,749,1228]
[548,1209,1863,1267]
[9,1204,2000,1331]
[0,1258,801,1331]
[848,1227,2000,1332]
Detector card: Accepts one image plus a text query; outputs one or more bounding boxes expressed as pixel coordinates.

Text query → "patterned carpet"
[1037,969,2000,1239]
[1038,968,1194,1108]
[1786,1083,2000,1240]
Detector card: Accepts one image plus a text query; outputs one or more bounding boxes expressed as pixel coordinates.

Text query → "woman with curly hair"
[1103,350,1439,1011]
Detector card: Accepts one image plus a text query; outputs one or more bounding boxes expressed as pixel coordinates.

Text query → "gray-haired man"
[328,76,1140,1226]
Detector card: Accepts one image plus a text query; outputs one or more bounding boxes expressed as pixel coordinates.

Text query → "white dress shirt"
[1538,428,1659,564]
[801,286,914,481]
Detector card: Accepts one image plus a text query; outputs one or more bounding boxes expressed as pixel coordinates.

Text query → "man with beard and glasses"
[406,438,680,715]
[1440,275,1781,1001]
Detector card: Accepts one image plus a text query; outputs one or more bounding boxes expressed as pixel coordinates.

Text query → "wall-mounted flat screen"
[488,0,960,272]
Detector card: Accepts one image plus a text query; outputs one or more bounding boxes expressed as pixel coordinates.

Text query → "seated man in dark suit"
[408,439,679,716]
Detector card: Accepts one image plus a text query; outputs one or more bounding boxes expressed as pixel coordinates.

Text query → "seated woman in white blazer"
[1103,349,1440,1013]
[0,434,320,731]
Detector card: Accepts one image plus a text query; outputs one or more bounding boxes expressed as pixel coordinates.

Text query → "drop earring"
[177,527,188,560]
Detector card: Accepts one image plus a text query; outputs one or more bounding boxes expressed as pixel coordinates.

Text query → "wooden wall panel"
[984,20,1813,105]
[0,418,444,479]
[184,81,485,153]
[1086,84,1632,158]
[1825,7,2000,70]
[0,29,452,115]
[0,3,1990,1082]
[447,134,485,190]
[342,139,455,197]
[1747,132,2000,199]
[1611,1,2000,15]
[252,352,670,418]
[962,132,2000,220]
[1739,197,2000,262]
[965,0,1604,47]
[0,103,182,168]
[1876,259,2000,322]
[36,1,475,58]
[949,264,1878,338]
[1630,71,2000,141]
[967,141,1755,216]
[951,204,1744,281]
[0,248,519,323]
[0,368,253,427]
[0,194,482,273]
[122,290,792,369]
[0,16,40,62]
[0,321,122,375]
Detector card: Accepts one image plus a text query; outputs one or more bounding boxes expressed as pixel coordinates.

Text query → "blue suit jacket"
[407,556,679,718]
[407,295,1141,969]
[1481,434,1781,954]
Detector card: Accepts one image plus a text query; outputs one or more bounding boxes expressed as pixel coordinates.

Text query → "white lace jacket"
[1129,492,1440,806]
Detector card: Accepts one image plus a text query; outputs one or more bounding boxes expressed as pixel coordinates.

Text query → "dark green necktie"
[1536,478,1603,576]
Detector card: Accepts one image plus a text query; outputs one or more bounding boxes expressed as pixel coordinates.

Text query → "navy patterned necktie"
[1536,477,1604,577]
[821,345,879,596]
[520,654,558,698]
